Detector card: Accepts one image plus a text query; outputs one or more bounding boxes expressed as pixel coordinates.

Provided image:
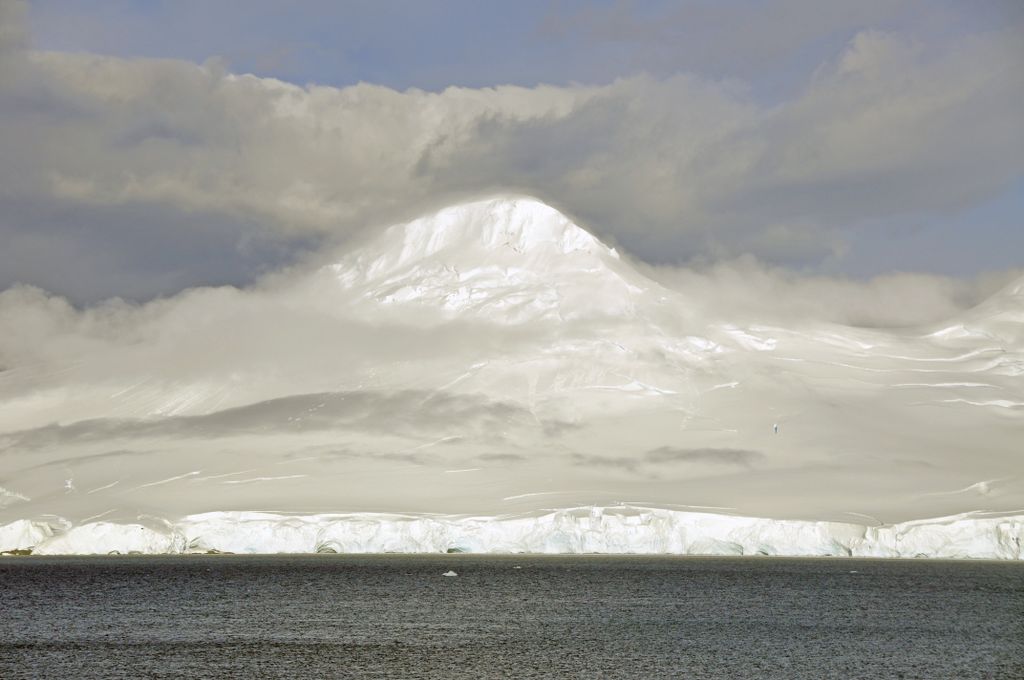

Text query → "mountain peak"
[377,196,616,268]
[324,196,654,323]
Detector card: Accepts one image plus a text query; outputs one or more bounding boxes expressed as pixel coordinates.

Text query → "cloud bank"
[0,2,1021,301]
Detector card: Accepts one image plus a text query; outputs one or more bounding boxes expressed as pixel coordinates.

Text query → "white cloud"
[638,255,1021,328]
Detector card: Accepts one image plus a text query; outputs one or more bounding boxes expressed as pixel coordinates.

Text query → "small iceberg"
[442,570,458,577]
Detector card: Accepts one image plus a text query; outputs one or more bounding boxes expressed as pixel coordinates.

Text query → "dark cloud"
[0,13,1021,302]
[571,447,763,472]
[27,448,156,471]
[0,0,27,56]
[570,452,641,472]
[541,420,581,438]
[477,452,526,463]
[3,390,534,449]
[0,197,317,303]
[646,446,763,467]
[294,447,428,466]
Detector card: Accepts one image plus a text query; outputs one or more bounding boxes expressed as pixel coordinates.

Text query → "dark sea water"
[0,555,1022,679]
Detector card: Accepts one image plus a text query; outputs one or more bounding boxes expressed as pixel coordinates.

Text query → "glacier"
[1,196,1022,557]
[5,508,1022,559]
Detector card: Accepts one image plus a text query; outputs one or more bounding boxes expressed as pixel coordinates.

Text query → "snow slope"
[1,196,1022,556]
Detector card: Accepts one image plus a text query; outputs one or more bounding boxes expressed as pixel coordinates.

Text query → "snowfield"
[1,197,1022,557]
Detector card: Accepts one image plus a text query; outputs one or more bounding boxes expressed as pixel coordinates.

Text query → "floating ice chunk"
[442,570,458,577]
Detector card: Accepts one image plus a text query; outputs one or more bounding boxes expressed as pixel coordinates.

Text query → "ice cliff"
[5,508,1022,559]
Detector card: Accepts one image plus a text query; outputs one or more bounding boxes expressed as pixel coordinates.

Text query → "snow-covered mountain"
[326,197,655,323]
[1,197,1021,556]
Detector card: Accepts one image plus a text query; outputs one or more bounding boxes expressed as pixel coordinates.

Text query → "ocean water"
[0,555,1021,679]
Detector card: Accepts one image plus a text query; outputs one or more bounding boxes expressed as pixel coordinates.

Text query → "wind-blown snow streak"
[3,508,1021,559]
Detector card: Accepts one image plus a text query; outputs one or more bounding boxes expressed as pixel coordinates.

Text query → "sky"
[1,0,1023,303]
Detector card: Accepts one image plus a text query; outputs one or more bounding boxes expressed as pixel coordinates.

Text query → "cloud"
[477,453,526,463]
[639,256,1022,327]
[571,447,763,473]
[0,12,1021,301]
[0,0,27,55]
[27,448,155,471]
[2,390,549,455]
[646,446,763,467]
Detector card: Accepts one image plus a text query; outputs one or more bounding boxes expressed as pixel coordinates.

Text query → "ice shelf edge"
[2,507,1022,559]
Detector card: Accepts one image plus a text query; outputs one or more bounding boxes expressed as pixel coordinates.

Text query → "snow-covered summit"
[326,197,655,322]
[368,196,617,267]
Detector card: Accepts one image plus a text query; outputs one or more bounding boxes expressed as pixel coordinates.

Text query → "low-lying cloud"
[640,256,1023,328]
